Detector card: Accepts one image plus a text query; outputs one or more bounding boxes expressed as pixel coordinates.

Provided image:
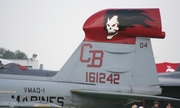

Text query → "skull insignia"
[106,15,119,39]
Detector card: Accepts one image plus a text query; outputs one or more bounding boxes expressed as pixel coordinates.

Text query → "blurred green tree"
[0,47,27,59]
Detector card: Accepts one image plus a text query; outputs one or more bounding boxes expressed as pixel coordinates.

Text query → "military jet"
[154,64,180,107]
[0,8,180,108]
[0,62,57,77]
[158,64,180,86]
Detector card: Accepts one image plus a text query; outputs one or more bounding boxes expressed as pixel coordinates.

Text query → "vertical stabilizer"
[52,8,165,95]
[176,64,180,71]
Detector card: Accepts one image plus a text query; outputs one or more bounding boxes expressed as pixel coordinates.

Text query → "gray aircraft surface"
[0,8,180,108]
[110,65,180,108]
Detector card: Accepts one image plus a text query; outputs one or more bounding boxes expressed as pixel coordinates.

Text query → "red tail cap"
[83,8,165,44]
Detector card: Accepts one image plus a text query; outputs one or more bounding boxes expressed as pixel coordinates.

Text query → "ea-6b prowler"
[0,8,179,108]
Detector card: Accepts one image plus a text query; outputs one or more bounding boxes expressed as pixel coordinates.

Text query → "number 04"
[140,43,147,48]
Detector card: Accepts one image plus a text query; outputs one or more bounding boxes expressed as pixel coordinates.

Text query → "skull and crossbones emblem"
[106,15,119,39]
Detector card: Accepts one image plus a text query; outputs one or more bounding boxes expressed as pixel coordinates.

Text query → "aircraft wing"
[71,90,180,101]
[0,101,61,108]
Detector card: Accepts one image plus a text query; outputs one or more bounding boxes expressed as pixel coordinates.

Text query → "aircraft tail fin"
[176,64,180,71]
[52,8,165,95]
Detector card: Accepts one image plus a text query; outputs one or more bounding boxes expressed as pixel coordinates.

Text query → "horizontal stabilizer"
[71,90,180,101]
